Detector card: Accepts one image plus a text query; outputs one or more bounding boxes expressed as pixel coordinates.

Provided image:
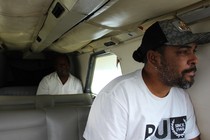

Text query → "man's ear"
[146,50,160,66]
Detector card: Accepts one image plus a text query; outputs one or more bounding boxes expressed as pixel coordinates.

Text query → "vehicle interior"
[0,0,210,139]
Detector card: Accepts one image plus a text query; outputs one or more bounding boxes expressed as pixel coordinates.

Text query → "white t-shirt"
[83,69,200,140]
[36,72,83,95]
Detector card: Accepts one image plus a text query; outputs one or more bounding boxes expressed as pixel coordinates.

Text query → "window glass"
[91,53,122,94]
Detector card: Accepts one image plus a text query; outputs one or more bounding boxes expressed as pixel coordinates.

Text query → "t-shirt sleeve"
[185,93,200,139]
[83,91,128,140]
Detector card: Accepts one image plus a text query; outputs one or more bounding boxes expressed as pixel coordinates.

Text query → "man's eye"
[177,50,189,54]
[176,48,197,56]
[194,48,198,53]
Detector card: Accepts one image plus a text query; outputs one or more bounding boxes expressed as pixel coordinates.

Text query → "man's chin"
[179,78,194,89]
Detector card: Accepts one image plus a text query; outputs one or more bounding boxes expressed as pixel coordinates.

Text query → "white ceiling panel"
[0,0,53,50]
[90,0,202,28]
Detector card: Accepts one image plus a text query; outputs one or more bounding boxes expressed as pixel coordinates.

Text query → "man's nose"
[188,54,198,66]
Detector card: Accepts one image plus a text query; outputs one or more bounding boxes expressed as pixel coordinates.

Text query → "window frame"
[84,51,105,93]
[84,51,122,94]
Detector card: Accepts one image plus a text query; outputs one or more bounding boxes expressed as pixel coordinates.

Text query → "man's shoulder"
[112,69,141,84]
[101,70,142,92]
[69,73,80,80]
[42,72,57,80]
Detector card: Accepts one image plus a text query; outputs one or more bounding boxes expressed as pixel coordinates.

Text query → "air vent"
[52,2,65,18]
[36,36,42,42]
[31,0,114,52]
[104,41,116,46]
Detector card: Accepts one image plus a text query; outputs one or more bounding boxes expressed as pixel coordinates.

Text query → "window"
[90,52,122,94]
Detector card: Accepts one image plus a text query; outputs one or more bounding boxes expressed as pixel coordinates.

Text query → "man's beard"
[157,59,197,89]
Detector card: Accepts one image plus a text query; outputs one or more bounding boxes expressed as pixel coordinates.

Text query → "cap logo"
[172,20,191,32]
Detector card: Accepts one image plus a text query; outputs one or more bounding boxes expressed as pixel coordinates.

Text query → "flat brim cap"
[133,18,210,63]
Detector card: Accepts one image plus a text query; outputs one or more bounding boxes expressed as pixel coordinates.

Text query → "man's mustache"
[182,66,197,74]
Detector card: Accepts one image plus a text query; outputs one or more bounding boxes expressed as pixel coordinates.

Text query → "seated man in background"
[37,54,83,95]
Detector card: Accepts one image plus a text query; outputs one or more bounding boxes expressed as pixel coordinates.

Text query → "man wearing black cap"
[84,18,209,140]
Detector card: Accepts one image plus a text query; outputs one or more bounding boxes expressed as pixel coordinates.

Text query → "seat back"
[0,94,92,140]
[0,94,93,110]
[0,109,47,140]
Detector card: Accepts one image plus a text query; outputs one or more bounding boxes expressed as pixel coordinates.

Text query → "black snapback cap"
[133,18,210,63]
